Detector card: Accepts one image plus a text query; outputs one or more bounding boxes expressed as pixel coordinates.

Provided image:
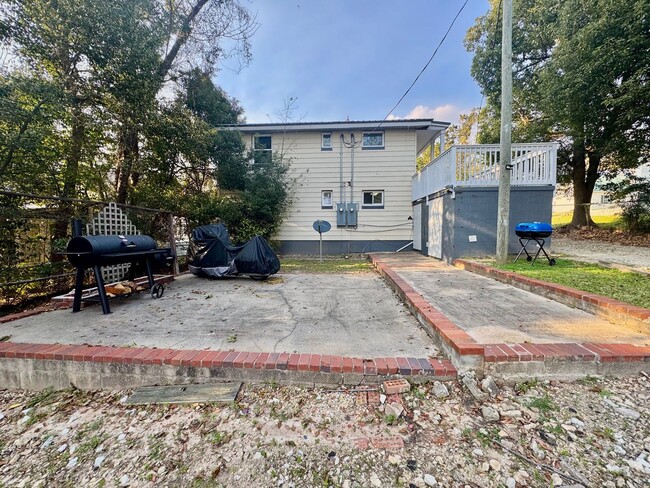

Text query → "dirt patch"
[554,225,650,247]
[552,237,650,270]
[1,374,648,487]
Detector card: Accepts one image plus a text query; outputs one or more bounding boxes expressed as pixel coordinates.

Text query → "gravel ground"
[552,237,650,269]
[1,374,649,488]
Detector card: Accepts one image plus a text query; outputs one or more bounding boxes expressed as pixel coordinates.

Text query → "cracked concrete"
[0,273,439,357]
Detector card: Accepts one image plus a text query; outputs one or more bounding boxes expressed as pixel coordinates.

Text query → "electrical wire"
[371,0,471,133]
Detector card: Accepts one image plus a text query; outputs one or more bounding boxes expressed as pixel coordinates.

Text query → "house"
[234,119,449,254]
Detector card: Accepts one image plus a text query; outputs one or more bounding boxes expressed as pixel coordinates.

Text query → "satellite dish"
[312,220,331,234]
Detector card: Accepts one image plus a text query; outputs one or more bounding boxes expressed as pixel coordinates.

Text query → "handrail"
[412,143,558,201]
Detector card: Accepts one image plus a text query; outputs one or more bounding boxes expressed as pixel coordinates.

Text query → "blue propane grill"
[514,222,556,266]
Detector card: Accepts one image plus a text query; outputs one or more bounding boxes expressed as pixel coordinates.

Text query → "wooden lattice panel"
[86,202,141,282]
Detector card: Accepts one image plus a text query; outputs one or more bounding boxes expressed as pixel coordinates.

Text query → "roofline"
[224,119,450,133]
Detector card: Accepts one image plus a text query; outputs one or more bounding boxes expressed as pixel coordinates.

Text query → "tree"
[416,109,480,171]
[466,0,650,226]
[113,0,257,204]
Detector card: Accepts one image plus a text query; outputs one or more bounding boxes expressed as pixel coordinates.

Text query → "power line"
[375,0,471,131]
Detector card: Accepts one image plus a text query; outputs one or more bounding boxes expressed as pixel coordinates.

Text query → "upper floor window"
[253,134,272,163]
[254,134,272,151]
[321,133,332,150]
[362,132,384,149]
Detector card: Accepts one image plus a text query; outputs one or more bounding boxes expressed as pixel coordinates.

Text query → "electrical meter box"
[346,202,358,227]
[336,202,347,227]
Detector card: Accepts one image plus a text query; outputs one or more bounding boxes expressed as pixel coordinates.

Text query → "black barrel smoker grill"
[63,234,173,314]
[513,222,556,266]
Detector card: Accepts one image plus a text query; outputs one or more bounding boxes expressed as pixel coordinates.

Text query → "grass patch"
[490,258,650,308]
[527,394,557,413]
[26,387,58,408]
[280,256,372,274]
[552,212,622,228]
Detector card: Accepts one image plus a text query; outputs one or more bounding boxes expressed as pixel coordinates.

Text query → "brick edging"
[368,254,484,371]
[0,341,456,379]
[483,342,649,363]
[454,259,650,333]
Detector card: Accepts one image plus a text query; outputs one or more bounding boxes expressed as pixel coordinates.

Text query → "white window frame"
[362,190,384,209]
[362,131,384,150]
[252,134,272,164]
[321,132,332,151]
[321,190,333,209]
[253,134,272,152]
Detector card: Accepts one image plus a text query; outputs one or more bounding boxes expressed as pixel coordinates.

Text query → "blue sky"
[215,0,490,125]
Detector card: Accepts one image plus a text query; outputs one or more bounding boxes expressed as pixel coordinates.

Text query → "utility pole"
[496,0,513,263]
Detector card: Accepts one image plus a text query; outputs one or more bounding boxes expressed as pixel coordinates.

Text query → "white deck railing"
[412,143,557,201]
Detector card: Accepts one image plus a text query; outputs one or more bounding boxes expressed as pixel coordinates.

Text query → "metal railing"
[412,143,558,201]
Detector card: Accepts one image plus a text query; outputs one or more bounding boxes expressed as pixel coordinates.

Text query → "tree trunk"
[116,125,139,204]
[569,144,600,227]
[53,103,85,259]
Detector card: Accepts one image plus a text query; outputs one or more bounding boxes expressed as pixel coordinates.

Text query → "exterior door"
[428,197,443,259]
[421,202,428,255]
[413,203,422,251]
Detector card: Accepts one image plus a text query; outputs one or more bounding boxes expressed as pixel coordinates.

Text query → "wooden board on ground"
[125,382,242,405]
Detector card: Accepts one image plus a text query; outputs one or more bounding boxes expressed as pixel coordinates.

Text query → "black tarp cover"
[187,224,280,278]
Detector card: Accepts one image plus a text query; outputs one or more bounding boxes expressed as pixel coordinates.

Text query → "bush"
[604,176,650,232]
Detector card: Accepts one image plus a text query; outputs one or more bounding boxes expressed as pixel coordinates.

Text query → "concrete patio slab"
[376,253,649,346]
[0,273,439,358]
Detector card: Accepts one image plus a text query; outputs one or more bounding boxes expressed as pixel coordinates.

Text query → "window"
[253,134,272,164]
[362,190,384,209]
[321,190,333,209]
[362,132,384,149]
[321,133,332,150]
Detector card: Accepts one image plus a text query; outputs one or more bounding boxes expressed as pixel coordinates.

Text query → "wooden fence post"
[167,212,180,276]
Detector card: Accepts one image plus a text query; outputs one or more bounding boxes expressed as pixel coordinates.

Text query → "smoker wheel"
[151,283,165,298]
[548,258,556,266]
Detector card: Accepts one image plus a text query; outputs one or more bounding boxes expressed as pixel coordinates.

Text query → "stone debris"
[384,402,404,419]
[480,376,500,397]
[0,374,648,487]
[431,381,449,399]
[481,405,500,422]
[424,473,438,486]
[461,372,488,402]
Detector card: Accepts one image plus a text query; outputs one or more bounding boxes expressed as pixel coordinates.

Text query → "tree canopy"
[0,0,291,243]
[466,0,650,226]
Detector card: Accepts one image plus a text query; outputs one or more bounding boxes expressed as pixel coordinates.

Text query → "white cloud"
[389,104,466,125]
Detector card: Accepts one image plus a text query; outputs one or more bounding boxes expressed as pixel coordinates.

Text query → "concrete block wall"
[429,186,554,262]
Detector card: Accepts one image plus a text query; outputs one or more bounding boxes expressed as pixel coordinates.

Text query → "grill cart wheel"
[549,258,556,266]
[151,283,165,298]
[526,256,532,262]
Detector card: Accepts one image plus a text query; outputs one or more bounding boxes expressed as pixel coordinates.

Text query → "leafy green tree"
[113,0,257,204]
[466,0,650,226]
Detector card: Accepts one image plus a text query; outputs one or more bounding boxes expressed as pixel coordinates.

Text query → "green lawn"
[280,256,372,273]
[489,258,650,309]
[552,211,622,228]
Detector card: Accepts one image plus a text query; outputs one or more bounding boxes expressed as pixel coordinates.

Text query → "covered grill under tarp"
[187,224,280,279]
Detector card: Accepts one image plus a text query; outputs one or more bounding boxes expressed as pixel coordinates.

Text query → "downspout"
[339,134,346,203]
[350,133,355,203]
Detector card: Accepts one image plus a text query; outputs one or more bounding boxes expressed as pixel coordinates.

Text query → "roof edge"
[223,119,450,133]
